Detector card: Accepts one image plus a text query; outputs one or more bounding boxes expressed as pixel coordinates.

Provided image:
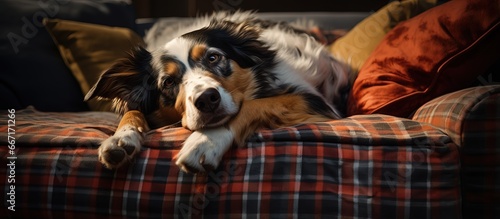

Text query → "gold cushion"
[44,19,144,111]
[329,0,437,83]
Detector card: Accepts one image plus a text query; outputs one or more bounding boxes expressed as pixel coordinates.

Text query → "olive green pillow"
[329,0,438,83]
[44,18,144,111]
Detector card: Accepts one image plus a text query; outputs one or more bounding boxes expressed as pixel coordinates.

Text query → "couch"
[1,0,499,218]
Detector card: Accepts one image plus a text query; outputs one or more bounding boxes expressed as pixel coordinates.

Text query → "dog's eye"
[163,76,175,88]
[207,53,220,64]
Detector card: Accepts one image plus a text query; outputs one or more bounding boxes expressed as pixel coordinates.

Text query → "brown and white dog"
[85,11,349,173]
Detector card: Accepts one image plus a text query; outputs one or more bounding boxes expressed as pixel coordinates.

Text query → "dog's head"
[86,20,276,130]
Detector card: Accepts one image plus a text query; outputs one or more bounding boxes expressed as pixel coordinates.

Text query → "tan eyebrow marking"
[164,61,179,76]
[190,44,207,63]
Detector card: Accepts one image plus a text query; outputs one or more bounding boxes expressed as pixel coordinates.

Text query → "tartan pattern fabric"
[1,108,461,218]
[0,107,119,148]
[413,85,500,218]
[412,85,500,146]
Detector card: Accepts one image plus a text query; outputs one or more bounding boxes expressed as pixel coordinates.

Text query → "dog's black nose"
[195,88,221,113]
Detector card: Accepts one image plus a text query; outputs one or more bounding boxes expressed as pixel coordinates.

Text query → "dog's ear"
[85,46,160,114]
[187,20,277,69]
[217,21,277,69]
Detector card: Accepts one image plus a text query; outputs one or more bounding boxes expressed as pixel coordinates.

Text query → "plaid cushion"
[413,85,500,218]
[1,108,461,218]
[0,107,119,148]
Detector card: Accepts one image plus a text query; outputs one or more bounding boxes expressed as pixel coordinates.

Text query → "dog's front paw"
[98,127,143,169]
[175,128,234,173]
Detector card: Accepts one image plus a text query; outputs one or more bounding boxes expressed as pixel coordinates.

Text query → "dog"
[85,11,349,173]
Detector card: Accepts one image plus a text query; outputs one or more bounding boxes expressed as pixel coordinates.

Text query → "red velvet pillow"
[347,0,500,117]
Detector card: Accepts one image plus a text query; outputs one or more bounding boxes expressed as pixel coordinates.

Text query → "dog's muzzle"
[194,88,221,113]
[183,73,239,130]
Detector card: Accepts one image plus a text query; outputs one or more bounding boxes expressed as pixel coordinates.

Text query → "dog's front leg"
[99,110,149,169]
[175,94,332,173]
[175,127,234,173]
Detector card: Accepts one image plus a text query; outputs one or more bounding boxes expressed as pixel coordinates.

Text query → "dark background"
[131,0,388,18]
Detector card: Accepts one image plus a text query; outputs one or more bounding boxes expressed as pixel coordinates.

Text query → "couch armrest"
[413,85,500,217]
[412,85,500,146]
